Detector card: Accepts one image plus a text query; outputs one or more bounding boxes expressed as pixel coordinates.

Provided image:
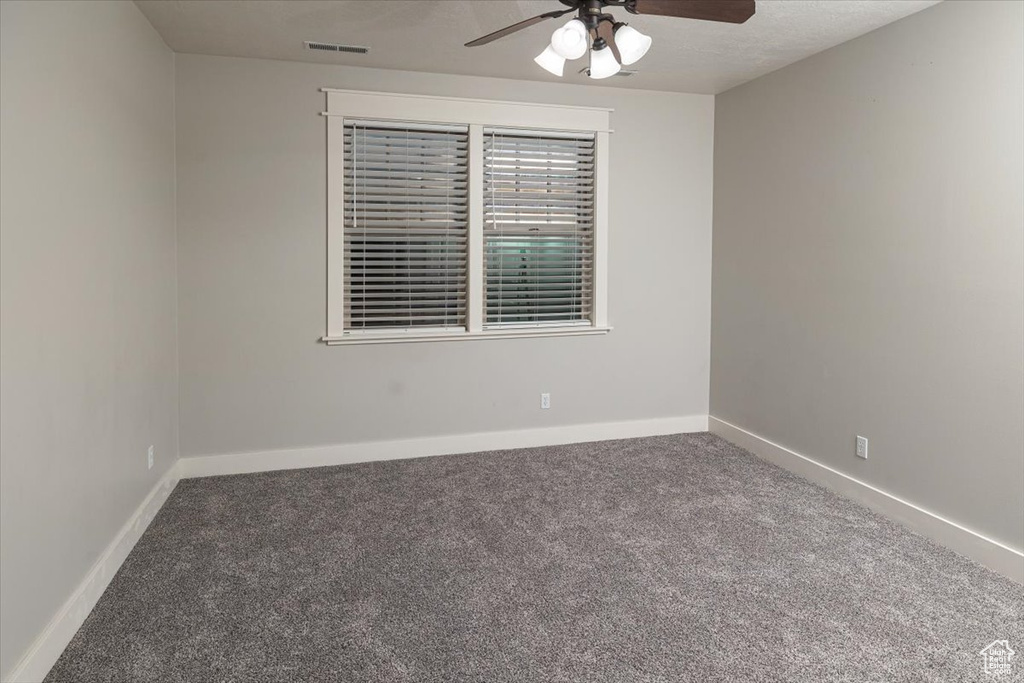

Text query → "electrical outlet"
[540,393,551,410]
[855,436,868,460]
[147,445,155,470]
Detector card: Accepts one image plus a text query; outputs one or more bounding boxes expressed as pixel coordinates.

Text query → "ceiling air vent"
[305,41,369,55]
[578,67,637,77]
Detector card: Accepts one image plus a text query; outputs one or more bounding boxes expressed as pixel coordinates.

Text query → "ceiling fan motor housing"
[558,0,611,31]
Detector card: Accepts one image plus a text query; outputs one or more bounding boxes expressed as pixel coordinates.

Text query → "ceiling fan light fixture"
[613,23,652,66]
[588,38,620,79]
[534,45,566,76]
[463,0,757,80]
[550,19,588,60]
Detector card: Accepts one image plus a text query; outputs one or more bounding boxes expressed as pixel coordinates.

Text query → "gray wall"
[711,0,1023,550]
[175,55,714,458]
[0,1,178,676]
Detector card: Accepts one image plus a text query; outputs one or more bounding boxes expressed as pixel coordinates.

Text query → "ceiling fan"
[465,0,755,79]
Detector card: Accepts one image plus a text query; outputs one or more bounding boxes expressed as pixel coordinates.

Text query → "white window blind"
[344,120,469,329]
[483,129,595,328]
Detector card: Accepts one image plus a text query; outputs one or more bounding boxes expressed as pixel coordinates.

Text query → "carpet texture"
[46,433,1023,682]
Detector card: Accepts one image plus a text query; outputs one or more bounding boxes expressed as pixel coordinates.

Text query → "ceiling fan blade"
[632,0,755,24]
[465,7,577,47]
[595,21,622,65]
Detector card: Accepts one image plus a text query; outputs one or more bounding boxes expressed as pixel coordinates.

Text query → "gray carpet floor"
[46,433,1023,682]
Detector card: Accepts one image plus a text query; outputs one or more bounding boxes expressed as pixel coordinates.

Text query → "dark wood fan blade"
[632,0,755,24]
[595,21,622,65]
[465,7,577,47]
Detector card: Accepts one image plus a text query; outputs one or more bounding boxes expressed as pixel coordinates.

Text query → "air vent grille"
[305,41,369,54]
[578,67,637,77]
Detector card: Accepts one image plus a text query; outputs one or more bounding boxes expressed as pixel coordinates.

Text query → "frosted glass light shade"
[588,44,621,79]
[614,24,652,65]
[551,19,588,60]
[534,45,566,76]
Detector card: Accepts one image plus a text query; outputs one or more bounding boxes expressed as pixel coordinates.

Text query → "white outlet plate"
[147,445,155,470]
[540,393,551,410]
[856,436,868,460]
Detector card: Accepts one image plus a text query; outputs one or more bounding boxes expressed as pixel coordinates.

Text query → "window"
[484,130,594,328]
[324,90,610,344]
[344,121,469,330]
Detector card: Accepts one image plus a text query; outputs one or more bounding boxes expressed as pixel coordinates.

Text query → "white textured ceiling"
[136,0,941,94]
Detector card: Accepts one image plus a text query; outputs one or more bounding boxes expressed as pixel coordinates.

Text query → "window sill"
[321,326,612,346]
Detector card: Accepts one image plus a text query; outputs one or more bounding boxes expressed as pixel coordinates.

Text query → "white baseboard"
[4,464,182,683]
[709,416,1024,584]
[178,415,709,479]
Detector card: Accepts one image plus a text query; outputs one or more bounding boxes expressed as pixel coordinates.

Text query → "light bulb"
[534,45,566,77]
[588,40,620,79]
[613,24,652,65]
[550,19,588,60]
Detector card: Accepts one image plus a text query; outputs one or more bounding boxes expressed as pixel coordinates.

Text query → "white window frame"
[321,89,612,345]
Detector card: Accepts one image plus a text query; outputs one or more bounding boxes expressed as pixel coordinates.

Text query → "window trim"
[321,89,612,345]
